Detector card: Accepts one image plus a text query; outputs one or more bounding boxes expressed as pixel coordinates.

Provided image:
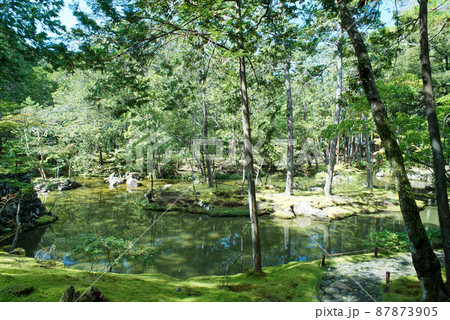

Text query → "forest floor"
[0,249,436,302]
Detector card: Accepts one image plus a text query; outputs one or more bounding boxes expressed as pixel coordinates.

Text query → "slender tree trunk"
[201,78,214,188]
[231,105,237,166]
[324,25,343,195]
[336,137,340,164]
[285,60,294,195]
[236,0,261,273]
[98,146,104,166]
[283,226,291,264]
[190,155,197,201]
[339,2,446,301]
[151,151,155,194]
[264,162,271,186]
[342,136,346,163]
[255,158,264,187]
[39,154,47,180]
[364,115,373,189]
[358,133,363,162]
[8,198,21,253]
[68,158,72,180]
[419,0,450,296]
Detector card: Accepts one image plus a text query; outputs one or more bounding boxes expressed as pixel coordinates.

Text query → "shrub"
[364,229,442,251]
[71,234,155,271]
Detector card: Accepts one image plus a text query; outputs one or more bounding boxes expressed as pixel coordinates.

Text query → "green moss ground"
[381,270,447,302]
[1,250,445,302]
[141,169,426,221]
[0,251,320,302]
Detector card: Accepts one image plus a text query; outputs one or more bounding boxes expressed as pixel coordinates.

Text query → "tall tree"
[419,0,450,296]
[337,1,447,300]
[0,0,65,105]
[284,59,294,195]
[324,23,343,195]
[235,0,261,272]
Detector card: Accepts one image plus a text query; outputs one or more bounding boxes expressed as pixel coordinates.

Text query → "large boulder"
[0,173,50,231]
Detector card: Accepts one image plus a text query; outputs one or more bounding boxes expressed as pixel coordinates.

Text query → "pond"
[10,177,440,279]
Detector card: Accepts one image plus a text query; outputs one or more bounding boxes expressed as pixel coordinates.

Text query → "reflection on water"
[10,178,440,279]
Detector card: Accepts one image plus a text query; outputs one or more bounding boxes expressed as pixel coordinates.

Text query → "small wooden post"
[321,255,326,267]
[386,271,390,284]
[374,247,378,257]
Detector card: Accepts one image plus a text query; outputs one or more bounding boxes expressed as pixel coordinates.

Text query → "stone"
[163,184,172,190]
[104,173,126,187]
[311,209,328,221]
[57,180,81,191]
[126,178,142,188]
[126,172,141,180]
[331,281,354,291]
[9,247,26,256]
[60,285,108,302]
[110,177,125,187]
[293,202,316,216]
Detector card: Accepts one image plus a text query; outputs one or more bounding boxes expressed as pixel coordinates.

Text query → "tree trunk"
[236,0,262,273]
[285,60,294,195]
[364,119,373,189]
[419,0,450,296]
[8,198,21,253]
[284,60,294,196]
[283,226,291,264]
[190,155,197,201]
[339,2,446,301]
[336,136,341,164]
[68,158,72,180]
[324,25,343,196]
[201,78,214,188]
[255,158,264,187]
[39,154,47,180]
[98,146,104,166]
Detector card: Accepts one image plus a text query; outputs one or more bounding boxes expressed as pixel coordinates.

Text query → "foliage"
[364,229,442,250]
[71,233,155,271]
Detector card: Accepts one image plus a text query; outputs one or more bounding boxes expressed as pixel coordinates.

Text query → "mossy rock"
[9,247,26,256]
[271,209,295,219]
[36,215,58,226]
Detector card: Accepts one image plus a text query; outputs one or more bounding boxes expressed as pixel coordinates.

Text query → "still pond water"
[13,178,440,279]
